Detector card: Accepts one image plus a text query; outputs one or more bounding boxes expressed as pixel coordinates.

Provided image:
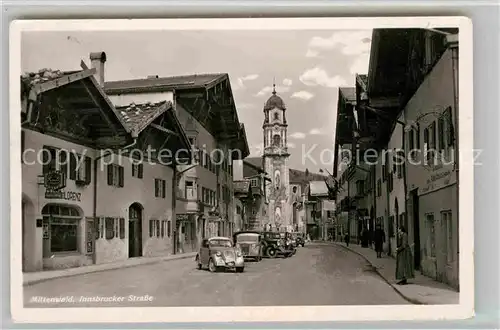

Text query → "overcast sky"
[21,29,372,173]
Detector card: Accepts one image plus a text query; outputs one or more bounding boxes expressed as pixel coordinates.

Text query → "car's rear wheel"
[236,267,244,273]
[266,246,277,258]
[208,258,217,272]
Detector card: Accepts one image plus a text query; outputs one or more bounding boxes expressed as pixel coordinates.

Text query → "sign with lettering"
[44,170,66,190]
[176,214,190,222]
[45,190,82,201]
[421,166,456,195]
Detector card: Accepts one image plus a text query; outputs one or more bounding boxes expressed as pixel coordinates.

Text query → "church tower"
[263,84,291,232]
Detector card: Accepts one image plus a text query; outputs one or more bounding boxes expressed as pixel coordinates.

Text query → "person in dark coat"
[373,224,386,258]
[361,226,370,247]
[344,233,350,247]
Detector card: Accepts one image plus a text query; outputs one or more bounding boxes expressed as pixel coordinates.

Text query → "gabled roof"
[309,180,329,197]
[339,87,356,104]
[289,168,325,184]
[104,73,226,94]
[116,101,173,135]
[21,67,133,148]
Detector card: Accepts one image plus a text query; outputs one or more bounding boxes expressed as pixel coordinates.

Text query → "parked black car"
[261,231,294,258]
[293,232,305,247]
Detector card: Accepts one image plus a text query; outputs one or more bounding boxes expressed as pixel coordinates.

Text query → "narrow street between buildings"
[24,243,409,307]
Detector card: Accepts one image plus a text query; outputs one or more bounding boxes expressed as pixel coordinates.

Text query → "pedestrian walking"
[344,233,350,247]
[361,226,369,247]
[395,226,414,285]
[373,224,385,258]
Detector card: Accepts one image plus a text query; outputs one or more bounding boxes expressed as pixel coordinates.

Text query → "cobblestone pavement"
[24,243,410,307]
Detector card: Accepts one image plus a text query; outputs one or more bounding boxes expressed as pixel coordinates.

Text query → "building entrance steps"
[23,252,197,286]
[333,242,459,305]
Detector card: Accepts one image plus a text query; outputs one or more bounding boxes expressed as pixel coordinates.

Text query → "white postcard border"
[9,16,474,323]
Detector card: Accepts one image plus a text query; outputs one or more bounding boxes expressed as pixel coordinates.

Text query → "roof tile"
[116,101,171,132]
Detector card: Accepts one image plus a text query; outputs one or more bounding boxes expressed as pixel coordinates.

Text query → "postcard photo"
[9,17,474,323]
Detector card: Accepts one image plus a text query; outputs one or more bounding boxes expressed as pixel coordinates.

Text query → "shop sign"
[421,166,456,195]
[176,214,190,222]
[45,190,81,201]
[44,170,66,190]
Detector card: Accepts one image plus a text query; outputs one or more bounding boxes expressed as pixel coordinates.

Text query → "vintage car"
[195,237,245,273]
[280,231,297,255]
[293,232,306,247]
[261,231,294,258]
[233,231,263,261]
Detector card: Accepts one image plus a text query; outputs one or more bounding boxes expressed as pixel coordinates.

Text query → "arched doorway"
[128,203,143,258]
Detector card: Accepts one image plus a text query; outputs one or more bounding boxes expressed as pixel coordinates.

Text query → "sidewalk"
[23,252,197,286]
[334,242,459,305]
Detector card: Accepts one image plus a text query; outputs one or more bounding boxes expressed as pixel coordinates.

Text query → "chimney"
[89,52,107,86]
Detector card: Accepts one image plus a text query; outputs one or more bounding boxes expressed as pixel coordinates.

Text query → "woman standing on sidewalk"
[395,226,414,285]
[373,224,385,258]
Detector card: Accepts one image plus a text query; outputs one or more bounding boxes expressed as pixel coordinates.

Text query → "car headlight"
[277,241,281,246]
[236,251,242,257]
[235,243,241,249]
[216,251,222,257]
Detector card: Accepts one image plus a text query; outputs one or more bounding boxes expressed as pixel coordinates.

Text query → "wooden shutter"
[138,164,143,179]
[59,150,68,179]
[155,179,159,197]
[149,220,154,237]
[119,218,125,239]
[131,164,136,177]
[42,147,49,174]
[107,165,113,185]
[118,166,124,187]
[162,180,166,198]
[156,220,160,237]
[416,125,421,149]
[84,156,92,184]
[70,153,77,180]
[445,107,454,146]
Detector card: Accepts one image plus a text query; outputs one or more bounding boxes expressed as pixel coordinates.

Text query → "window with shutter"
[149,220,154,237]
[162,180,166,198]
[105,217,115,240]
[167,220,171,237]
[156,220,160,237]
[161,220,165,237]
[131,164,136,177]
[155,179,159,197]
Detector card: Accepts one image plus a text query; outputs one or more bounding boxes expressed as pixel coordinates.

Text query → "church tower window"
[273,134,281,147]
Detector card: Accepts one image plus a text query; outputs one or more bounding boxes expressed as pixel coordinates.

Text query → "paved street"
[24,243,409,307]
